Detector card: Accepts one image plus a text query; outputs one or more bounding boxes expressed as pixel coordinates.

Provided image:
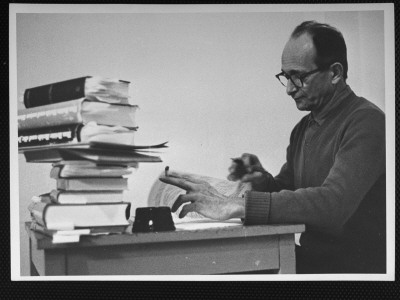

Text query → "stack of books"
[18,76,138,148]
[28,160,133,243]
[19,76,167,243]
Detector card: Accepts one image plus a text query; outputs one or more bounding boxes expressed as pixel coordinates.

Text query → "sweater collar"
[311,84,353,126]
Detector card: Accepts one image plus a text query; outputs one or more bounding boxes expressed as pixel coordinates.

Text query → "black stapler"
[132,206,176,233]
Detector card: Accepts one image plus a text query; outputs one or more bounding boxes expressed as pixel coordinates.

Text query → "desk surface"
[27,221,305,275]
[26,221,305,249]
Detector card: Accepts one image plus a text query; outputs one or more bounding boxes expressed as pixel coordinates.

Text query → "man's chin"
[295,102,309,111]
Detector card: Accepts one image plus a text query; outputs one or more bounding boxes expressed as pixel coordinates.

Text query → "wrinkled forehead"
[281,33,317,72]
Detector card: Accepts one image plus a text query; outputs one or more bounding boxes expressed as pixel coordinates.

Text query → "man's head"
[278,21,347,112]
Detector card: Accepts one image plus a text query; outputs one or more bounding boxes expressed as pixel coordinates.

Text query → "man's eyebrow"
[282,69,301,75]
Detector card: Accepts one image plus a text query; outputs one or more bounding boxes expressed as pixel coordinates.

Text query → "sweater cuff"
[243,190,271,225]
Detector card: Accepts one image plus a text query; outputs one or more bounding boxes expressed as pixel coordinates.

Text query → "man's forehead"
[281,33,316,72]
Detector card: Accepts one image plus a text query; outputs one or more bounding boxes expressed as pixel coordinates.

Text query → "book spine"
[18,124,82,148]
[49,166,62,179]
[43,202,131,230]
[50,165,132,178]
[18,99,84,131]
[22,147,78,163]
[30,221,55,237]
[24,77,88,108]
[28,201,48,227]
[53,190,124,204]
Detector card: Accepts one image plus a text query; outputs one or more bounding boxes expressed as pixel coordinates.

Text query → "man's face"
[281,33,334,112]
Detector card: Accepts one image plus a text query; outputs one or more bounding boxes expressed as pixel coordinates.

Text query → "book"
[89,141,168,151]
[18,98,138,131]
[18,123,137,148]
[57,148,163,164]
[21,144,92,163]
[148,170,251,220]
[35,190,125,204]
[50,163,133,178]
[28,201,131,230]
[55,177,128,191]
[30,220,89,243]
[21,142,166,164]
[24,76,130,108]
[30,220,128,238]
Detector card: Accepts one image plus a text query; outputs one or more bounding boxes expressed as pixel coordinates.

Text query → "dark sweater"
[244,85,386,273]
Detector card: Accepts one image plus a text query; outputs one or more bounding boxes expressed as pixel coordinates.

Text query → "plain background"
[13,6,388,276]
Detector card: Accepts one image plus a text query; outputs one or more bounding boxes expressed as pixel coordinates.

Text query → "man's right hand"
[228,153,272,192]
[159,170,244,220]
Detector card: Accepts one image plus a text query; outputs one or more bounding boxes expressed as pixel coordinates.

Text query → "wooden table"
[26,222,305,275]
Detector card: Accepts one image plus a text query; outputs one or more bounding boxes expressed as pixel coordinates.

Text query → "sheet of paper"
[173,216,243,231]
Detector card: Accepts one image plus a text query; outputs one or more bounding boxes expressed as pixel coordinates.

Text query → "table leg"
[29,236,38,276]
[278,234,296,274]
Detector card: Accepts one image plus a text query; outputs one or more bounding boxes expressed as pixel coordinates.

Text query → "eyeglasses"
[275,68,325,88]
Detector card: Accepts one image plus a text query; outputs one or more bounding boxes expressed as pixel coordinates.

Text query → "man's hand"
[159,171,244,220]
[228,153,271,192]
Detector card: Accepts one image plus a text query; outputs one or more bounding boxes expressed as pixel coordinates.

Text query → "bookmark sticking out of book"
[89,141,169,151]
[58,148,163,164]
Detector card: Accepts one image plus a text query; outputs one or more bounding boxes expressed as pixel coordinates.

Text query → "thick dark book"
[28,201,131,230]
[18,98,138,131]
[18,123,137,148]
[24,76,130,108]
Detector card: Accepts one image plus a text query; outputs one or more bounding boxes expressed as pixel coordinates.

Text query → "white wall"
[15,8,385,275]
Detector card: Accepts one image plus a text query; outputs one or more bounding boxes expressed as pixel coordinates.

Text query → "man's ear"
[330,62,344,84]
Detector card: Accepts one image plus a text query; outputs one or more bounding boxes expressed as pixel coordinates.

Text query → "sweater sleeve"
[267,108,385,233]
[243,191,271,225]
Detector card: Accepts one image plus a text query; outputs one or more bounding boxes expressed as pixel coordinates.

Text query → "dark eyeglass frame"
[275,67,325,88]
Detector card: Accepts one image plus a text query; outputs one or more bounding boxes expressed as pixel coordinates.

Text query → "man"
[160,21,386,274]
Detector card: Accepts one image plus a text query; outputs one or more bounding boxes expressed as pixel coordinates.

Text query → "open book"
[147,171,252,227]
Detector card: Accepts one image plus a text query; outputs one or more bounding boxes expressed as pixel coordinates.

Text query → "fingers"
[171,193,199,212]
[162,170,208,185]
[179,202,197,218]
[172,194,204,219]
[159,175,195,191]
[171,194,189,212]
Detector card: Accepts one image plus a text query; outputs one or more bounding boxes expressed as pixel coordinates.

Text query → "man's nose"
[286,79,298,96]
